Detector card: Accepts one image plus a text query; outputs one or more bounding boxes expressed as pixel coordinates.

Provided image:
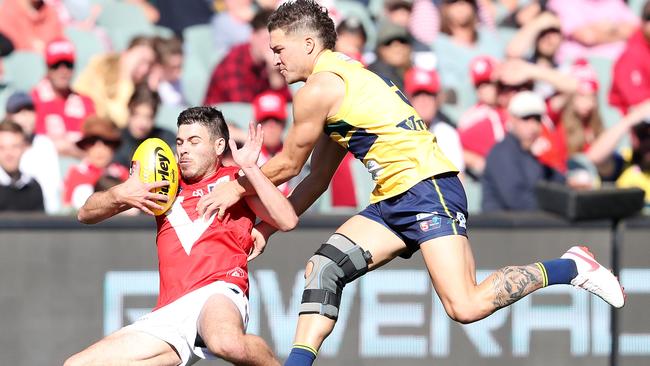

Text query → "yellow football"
[131,138,179,215]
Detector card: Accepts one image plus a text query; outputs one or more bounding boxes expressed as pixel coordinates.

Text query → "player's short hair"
[268,0,337,50]
[177,107,230,152]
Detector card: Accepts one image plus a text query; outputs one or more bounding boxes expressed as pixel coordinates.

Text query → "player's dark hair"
[177,107,230,152]
[268,0,337,50]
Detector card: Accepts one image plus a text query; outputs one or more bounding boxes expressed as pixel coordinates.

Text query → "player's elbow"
[277,211,299,232]
[77,209,92,225]
[77,208,102,225]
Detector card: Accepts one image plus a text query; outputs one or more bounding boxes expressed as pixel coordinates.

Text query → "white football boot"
[561,246,625,308]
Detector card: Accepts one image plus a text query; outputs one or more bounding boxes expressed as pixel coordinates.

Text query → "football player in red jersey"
[66,107,297,366]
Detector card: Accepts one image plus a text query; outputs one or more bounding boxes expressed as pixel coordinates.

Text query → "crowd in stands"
[1,0,650,216]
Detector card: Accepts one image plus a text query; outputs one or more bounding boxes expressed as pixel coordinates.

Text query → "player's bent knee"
[300,233,372,320]
[445,301,483,324]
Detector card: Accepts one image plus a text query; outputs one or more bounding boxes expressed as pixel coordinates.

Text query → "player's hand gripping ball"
[131,138,179,215]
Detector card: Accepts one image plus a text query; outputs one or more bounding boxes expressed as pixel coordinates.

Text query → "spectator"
[433,0,503,111]
[548,0,638,64]
[481,91,565,212]
[31,39,95,158]
[380,0,436,67]
[211,0,255,53]
[203,10,291,105]
[403,66,465,174]
[457,55,505,176]
[0,33,15,121]
[74,36,156,128]
[5,92,61,214]
[150,36,186,108]
[437,0,501,50]
[584,101,650,200]
[335,17,367,64]
[368,21,413,91]
[155,0,214,37]
[609,1,650,115]
[498,0,548,29]
[409,0,439,45]
[460,57,579,176]
[550,61,604,158]
[506,11,562,69]
[112,86,175,168]
[63,116,128,210]
[0,120,44,212]
[251,90,291,196]
[0,0,64,52]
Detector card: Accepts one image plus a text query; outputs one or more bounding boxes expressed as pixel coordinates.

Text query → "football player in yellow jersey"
[198,1,625,365]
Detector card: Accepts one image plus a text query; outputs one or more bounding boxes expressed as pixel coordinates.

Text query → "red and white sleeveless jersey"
[154,165,254,309]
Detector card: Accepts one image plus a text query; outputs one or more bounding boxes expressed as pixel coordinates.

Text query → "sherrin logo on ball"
[131,138,179,216]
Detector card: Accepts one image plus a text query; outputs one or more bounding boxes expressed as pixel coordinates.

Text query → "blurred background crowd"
[1,0,650,216]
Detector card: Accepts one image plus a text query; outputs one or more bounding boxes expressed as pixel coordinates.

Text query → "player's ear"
[214,137,226,156]
[305,36,315,54]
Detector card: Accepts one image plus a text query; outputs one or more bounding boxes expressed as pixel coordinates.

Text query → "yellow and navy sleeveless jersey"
[312,50,457,203]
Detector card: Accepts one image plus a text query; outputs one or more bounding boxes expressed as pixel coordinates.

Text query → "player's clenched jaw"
[269,29,313,84]
[176,123,225,184]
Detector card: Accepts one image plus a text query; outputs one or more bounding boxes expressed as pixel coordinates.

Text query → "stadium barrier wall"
[0,212,648,366]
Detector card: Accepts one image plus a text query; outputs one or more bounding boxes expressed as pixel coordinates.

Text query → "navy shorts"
[359,173,468,258]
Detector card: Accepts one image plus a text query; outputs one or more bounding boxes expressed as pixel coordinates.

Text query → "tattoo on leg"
[491,265,544,309]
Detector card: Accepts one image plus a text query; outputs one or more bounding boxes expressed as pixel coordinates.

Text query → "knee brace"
[299,233,372,320]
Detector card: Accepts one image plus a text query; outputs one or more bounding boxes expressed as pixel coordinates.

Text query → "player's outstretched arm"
[77,161,169,224]
[197,72,343,220]
[233,122,298,231]
[246,135,347,261]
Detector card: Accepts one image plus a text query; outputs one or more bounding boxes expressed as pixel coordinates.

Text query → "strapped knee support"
[300,233,372,319]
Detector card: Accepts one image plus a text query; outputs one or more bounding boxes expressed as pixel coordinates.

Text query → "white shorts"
[125,281,249,366]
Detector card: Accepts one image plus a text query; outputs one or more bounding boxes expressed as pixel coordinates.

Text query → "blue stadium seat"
[350,158,373,210]
[97,2,154,51]
[3,51,46,92]
[181,55,210,106]
[628,0,646,16]
[215,102,254,129]
[181,25,226,106]
[183,24,225,73]
[496,26,518,45]
[463,176,483,214]
[155,104,185,132]
[367,0,385,19]
[153,25,175,39]
[64,27,107,80]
